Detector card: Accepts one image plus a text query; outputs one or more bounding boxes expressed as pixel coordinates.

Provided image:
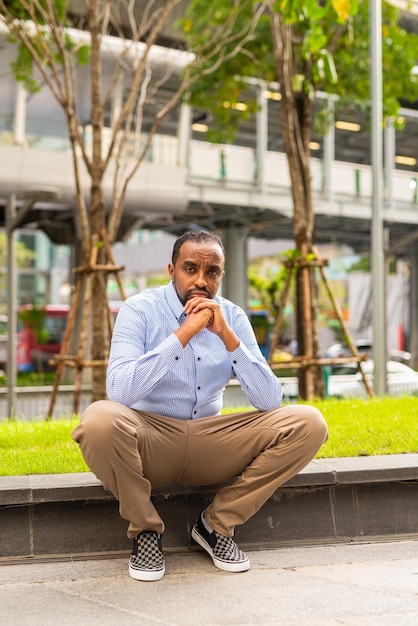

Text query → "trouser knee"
[72,400,119,447]
[301,405,328,446]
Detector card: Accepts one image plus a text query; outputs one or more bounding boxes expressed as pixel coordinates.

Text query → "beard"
[173,281,212,305]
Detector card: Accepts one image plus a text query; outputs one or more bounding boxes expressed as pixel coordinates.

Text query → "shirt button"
[175,356,179,360]
[194,410,197,414]
[197,386,201,390]
[233,360,237,364]
[197,357,201,361]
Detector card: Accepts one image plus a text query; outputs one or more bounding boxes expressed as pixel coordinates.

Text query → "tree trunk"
[89,1,108,401]
[270,12,323,400]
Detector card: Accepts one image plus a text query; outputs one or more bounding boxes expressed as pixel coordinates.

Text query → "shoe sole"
[128,563,165,582]
[191,525,250,573]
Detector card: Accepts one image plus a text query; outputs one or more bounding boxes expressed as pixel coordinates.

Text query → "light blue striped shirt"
[106,281,282,419]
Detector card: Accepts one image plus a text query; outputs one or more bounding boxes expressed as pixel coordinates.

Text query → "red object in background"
[17,304,69,373]
[16,326,35,372]
[398,324,405,351]
[15,303,122,372]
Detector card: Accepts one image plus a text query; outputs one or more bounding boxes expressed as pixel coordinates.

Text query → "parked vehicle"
[324,340,411,365]
[277,359,418,400]
[328,360,418,398]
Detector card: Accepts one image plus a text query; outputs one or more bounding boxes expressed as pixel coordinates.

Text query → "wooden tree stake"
[46,231,127,419]
[267,249,374,399]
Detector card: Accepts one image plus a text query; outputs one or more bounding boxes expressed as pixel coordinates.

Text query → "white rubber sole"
[191,526,250,573]
[128,563,165,582]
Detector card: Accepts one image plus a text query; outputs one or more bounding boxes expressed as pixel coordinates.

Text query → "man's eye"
[208,270,220,277]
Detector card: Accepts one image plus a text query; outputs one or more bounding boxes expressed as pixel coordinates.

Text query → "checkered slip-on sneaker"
[128,531,165,581]
[191,512,250,573]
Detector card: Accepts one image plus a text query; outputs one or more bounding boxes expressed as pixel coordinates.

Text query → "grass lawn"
[1,397,417,476]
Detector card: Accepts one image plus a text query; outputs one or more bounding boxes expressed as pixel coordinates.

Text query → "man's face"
[168,240,225,305]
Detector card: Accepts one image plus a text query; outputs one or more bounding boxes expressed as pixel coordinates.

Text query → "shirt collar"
[165,280,184,322]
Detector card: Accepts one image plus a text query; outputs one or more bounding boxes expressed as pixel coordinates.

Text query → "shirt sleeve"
[106,299,185,406]
[227,309,282,410]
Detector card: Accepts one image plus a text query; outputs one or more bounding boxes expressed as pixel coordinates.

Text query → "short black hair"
[171,230,225,265]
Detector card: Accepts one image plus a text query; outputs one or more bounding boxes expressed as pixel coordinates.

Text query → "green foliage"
[146,275,170,289]
[346,255,398,274]
[0,371,56,387]
[0,232,36,268]
[332,0,418,117]
[3,0,68,23]
[10,44,41,93]
[3,0,89,93]
[0,232,37,315]
[347,256,370,272]
[76,44,90,66]
[248,249,297,319]
[183,0,357,142]
[180,1,274,143]
[184,0,418,143]
[273,0,358,95]
[249,267,282,316]
[17,306,49,343]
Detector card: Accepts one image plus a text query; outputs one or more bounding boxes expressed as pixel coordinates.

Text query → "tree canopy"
[183,0,418,139]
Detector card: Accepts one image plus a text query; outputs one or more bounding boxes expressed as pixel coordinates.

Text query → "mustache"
[185,288,211,299]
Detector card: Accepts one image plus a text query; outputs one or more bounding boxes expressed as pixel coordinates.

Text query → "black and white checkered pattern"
[211,532,248,562]
[129,531,165,581]
[191,512,250,572]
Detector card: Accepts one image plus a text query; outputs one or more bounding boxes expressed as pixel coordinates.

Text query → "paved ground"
[1,539,417,625]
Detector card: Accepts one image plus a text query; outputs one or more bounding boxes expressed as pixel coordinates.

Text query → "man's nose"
[195,271,207,287]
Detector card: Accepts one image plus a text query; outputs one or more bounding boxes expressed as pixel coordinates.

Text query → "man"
[72,230,327,582]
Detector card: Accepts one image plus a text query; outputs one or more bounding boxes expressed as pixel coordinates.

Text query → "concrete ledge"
[1,454,418,560]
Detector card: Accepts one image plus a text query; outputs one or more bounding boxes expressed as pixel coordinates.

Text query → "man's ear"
[168,263,174,278]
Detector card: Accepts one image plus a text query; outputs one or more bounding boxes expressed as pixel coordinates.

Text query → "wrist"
[174,328,191,348]
[220,330,240,352]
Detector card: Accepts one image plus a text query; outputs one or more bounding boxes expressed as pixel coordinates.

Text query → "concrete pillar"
[13,82,27,145]
[177,102,191,168]
[222,227,248,310]
[256,83,268,190]
[407,243,418,369]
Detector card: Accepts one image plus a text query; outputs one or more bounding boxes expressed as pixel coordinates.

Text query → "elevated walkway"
[1,454,417,562]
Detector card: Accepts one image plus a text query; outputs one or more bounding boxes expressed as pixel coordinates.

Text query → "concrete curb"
[1,454,418,561]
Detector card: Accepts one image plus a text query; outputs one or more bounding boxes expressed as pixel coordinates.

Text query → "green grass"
[0,372,58,387]
[312,396,418,458]
[1,397,417,476]
[0,417,88,476]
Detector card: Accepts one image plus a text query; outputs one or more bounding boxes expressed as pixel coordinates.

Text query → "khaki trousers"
[72,401,327,539]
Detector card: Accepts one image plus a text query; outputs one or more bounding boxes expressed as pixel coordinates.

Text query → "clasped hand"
[183,296,222,334]
[176,296,240,352]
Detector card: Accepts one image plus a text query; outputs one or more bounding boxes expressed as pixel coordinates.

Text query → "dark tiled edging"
[1,454,418,560]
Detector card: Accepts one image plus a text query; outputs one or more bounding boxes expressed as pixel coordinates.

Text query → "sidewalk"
[1,539,417,625]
